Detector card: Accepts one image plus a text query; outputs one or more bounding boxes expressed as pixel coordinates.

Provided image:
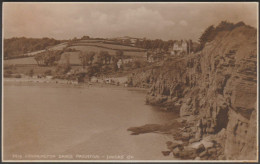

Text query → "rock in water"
[161,151,171,156]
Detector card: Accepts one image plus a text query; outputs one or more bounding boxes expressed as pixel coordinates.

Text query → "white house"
[117,59,123,68]
[170,40,188,55]
[117,58,134,68]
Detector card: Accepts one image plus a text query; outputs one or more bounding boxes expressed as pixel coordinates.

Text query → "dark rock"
[127,124,162,135]
[195,156,201,160]
[199,150,208,158]
[218,154,226,160]
[167,142,180,150]
[186,98,192,105]
[196,144,206,153]
[189,138,201,144]
[207,147,217,154]
[200,156,209,160]
[181,132,191,141]
[172,147,181,157]
[166,141,173,147]
[161,151,171,156]
[179,147,197,159]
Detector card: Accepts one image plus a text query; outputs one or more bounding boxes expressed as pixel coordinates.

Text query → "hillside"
[4,38,147,66]
[3,37,64,59]
[128,24,257,160]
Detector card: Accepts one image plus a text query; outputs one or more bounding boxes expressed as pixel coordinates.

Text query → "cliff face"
[144,25,257,160]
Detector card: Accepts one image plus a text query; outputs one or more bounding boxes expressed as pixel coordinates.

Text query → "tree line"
[198,21,247,51]
[135,38,195,52]
[78,50,124,68]
[34,50,63,66]
[4,37,64,59]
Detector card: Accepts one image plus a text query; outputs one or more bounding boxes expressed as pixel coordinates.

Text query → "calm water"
[3,83,177,161]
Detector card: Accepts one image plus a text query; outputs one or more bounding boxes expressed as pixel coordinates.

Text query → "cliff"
[134,25,257,160]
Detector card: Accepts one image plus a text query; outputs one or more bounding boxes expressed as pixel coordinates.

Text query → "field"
[24,50,46,56]
[74,42,145,51]
[69,45,146,58]
[4,57,37,65]
[48,42,68,51]
[3,39,147,66]
[58,52,81,65]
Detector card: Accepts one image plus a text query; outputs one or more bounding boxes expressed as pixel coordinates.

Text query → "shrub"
[27,69,34,77]
[14,74,21,78]
[4,70,12,78]
[44,69,52,76]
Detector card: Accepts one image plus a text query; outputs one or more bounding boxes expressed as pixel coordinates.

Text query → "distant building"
[170,40,189,55]
[90,76,98,83]
[46,76,53,79]
[117,58,134,68]
[146,51,164,63]
[117,59,123,68]
[113,36,143,46]
[147,55,154,63]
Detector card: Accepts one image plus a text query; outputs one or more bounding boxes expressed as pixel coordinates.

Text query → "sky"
[3,2,258,41]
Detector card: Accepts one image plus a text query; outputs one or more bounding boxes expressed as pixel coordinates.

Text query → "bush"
[27,69,34,77]
[55,64,71,75]
[4,70,12,78]
[14,74,21,78]
[5,70,13,74]
[44,69,52,76]
[198,21,246,51]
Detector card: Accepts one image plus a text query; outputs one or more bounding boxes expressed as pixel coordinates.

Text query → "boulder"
[189,138,201,144]
[199,150,208,158]
[207,147,217,154]
[197,144,206,153]
[195,156,201,160]
[181,132,191,140]
[172,147,181,157]
[161,151,171,156]
[180,103,193,117]
[195,129,202,140]
[186,98,192,105]
[179,147,197,159]
[200,138,214,149]
[166,141,173,146]
[167,142,180,150]
[218,154,226,160]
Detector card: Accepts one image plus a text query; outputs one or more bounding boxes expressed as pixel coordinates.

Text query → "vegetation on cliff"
[129,21,257,160]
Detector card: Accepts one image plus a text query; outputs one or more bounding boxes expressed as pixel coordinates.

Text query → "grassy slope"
[4,39,147,66]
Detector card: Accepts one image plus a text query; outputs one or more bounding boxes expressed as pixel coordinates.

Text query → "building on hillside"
[117,59,123,69]
[113,36,144,46]
[147,52,164,63]
[90,76,98,83]
[117,58,134,68]
[147,54,154,63]
[169,40,189,55]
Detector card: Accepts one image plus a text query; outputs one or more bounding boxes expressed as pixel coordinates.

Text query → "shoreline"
[3,77,149,92]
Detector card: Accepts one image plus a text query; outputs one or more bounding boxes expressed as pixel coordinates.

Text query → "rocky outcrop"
[144,25,257,160]
[127,65,163,88]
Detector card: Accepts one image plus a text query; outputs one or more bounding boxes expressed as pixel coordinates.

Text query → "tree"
[4,37,62,59]
[99,51,111,65]
[116,50,124,60]
[215,21,234,32]
[34,50,62,66]
[79,51,96,68]
[199,25,216,50]
[81,35,90,40]
[88,51,95,65]
[124,39,131,45]
[28,69,34,77]
[44,69,52,76]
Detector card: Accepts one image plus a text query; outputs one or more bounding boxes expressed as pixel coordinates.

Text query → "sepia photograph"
[1,2,258,162]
